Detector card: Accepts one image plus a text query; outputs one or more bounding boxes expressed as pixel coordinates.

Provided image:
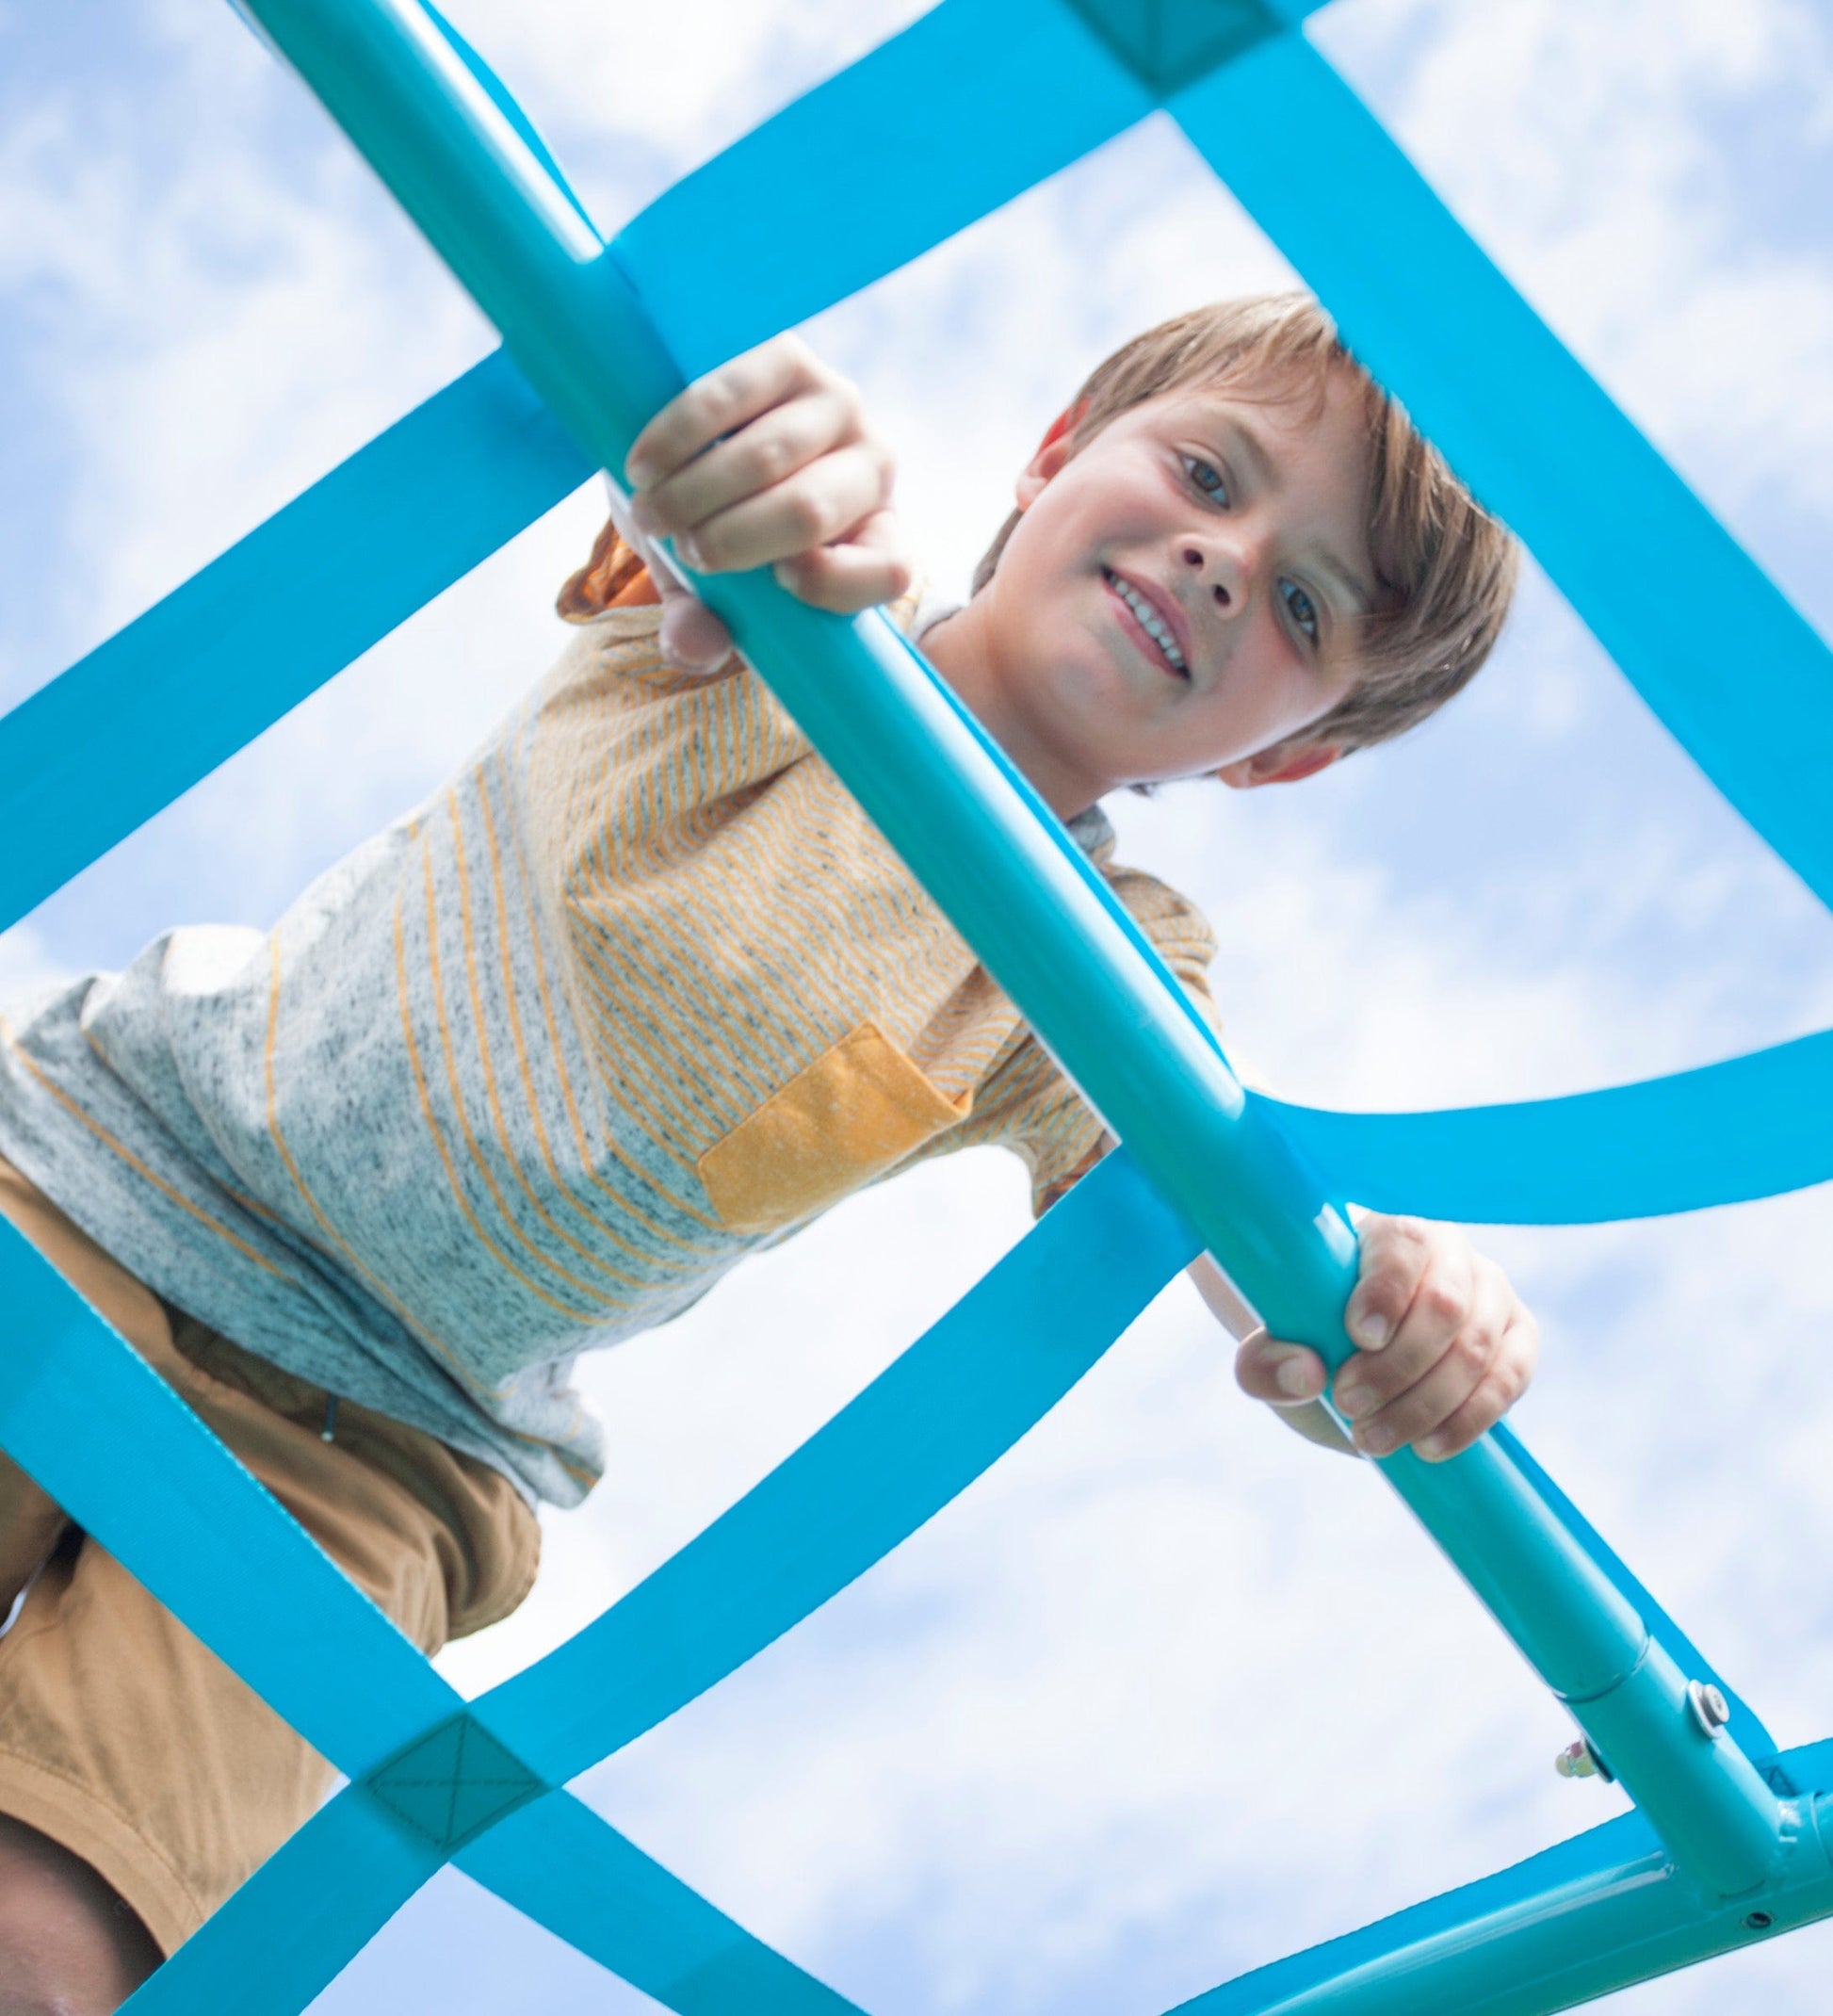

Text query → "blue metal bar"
[233,0,1788,1899]
[1491,1426,1775,1763]
[1175,1761,1833,2015]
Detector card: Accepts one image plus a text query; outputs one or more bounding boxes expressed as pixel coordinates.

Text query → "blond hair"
[971,295,1519,755]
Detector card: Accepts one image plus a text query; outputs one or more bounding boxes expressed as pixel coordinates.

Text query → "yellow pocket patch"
[698,1021,971,1235]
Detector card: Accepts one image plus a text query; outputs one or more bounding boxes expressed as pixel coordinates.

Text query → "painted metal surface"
[1179,1772,1833,2014]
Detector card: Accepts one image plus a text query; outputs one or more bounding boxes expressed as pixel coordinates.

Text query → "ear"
[1014,400,1087,510]
[1215,741,1342,790]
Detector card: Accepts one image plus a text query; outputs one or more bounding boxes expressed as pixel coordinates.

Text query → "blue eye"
[1281,577,1320,645]
[1183,455,1229,504]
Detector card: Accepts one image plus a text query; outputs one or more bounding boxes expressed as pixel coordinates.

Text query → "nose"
[1180,539,1252,614]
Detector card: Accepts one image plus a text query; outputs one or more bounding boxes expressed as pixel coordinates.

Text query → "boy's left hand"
[1236,1215,1538,1461]
[621,333,911,669]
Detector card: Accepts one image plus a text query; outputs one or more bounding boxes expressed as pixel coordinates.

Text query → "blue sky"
[4,0,1833,2009]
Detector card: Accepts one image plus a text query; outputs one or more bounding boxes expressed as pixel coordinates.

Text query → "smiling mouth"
[1103,569,1189,678]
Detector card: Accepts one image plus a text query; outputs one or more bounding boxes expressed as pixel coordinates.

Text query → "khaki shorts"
[0,1157,543,1956]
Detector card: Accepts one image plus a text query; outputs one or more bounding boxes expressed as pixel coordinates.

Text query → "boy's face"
[963,366,1379,814]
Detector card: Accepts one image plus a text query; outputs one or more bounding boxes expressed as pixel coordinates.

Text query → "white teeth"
[1106,571,1186,672]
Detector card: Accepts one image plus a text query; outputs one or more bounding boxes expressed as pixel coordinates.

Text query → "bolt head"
[1687,1679,1730,1737]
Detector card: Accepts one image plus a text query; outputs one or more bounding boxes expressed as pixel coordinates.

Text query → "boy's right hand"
[620,333,912,669]
[1235,1213,1538,1461]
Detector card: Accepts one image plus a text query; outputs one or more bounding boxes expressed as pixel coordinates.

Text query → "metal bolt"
[1687,1680,1730,1739]
[1555,1738,1614,1783]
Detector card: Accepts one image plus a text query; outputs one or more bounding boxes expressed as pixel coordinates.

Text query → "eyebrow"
[1223,413,1378,617]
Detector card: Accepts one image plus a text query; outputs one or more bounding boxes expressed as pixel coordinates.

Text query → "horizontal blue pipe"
[1176,1751,1833,2015]
[238,0,1786,1898]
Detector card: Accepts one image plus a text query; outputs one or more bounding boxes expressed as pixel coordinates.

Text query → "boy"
[0,294,1533,2008]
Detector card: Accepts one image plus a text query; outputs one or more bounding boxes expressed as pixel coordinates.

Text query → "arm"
[617,333,911,666]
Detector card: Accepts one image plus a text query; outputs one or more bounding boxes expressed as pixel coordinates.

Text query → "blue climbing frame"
[0,0,1828,2008]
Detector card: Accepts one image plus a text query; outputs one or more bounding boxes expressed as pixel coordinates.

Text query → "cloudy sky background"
[5,0,1833,2008]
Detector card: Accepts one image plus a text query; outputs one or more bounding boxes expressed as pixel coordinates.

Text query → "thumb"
[1235,1329,1328,1406]
[602,474,734,672]
[657,582,734,671]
